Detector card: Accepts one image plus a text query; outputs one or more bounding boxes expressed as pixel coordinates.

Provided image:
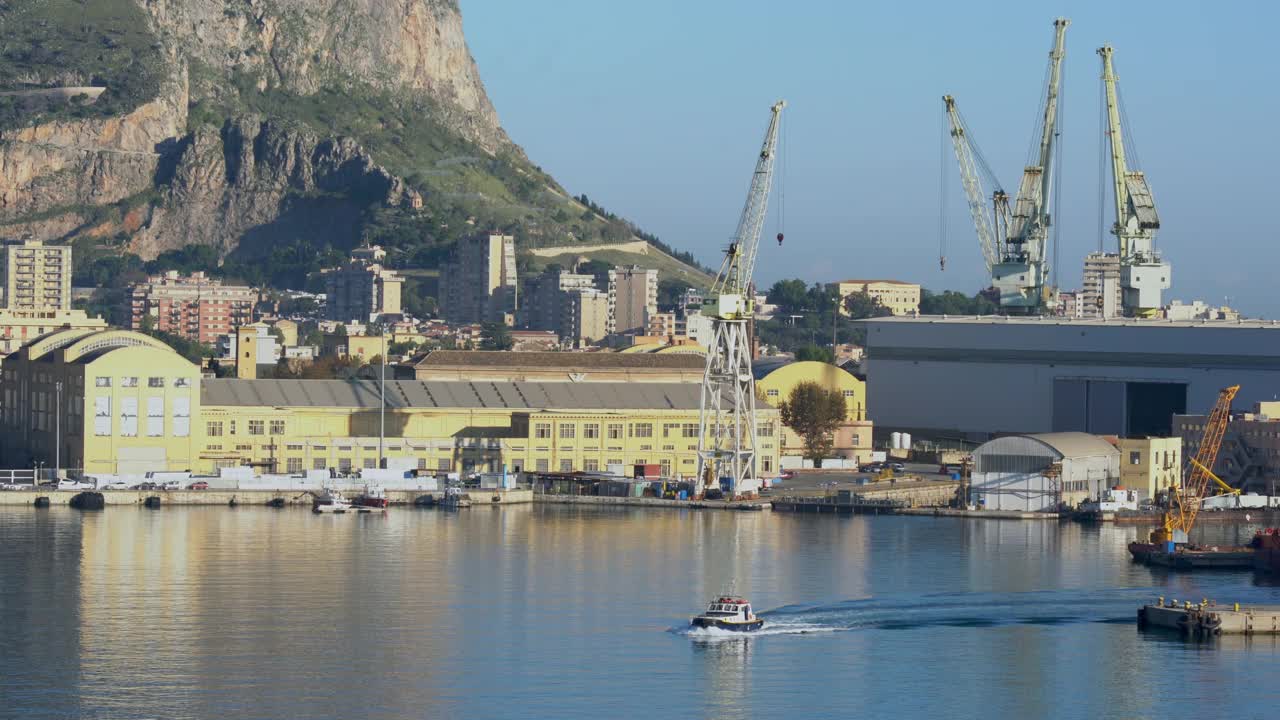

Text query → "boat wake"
[674,588,1162,640]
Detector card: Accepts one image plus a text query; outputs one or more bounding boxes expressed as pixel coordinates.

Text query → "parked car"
[57,480,95,491]
[939,463,964,475]
[98,481,132,490]
[187,481,209,490]
[887,462,906,472]
[159,481,183,491]
[131,482,158,491]
[860,462,884,473]
[780,470,796,481]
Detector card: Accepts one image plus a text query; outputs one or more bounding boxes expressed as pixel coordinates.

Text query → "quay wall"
[0,489,533,507]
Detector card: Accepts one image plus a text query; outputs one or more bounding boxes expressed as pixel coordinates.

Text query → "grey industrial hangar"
[970,432,1120,512]
[862,316,1280,442]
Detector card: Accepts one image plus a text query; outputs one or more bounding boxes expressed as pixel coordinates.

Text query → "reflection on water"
[1,506,1278,719]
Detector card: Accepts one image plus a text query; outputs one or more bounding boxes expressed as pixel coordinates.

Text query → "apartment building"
[3,239,71,311]
[608,266,657,333]
[438,233,517,325]
[128,271,256,345]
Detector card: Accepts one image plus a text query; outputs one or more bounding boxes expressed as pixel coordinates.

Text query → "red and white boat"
[352,486,389,509]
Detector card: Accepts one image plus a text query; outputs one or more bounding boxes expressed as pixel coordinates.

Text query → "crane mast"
[943,95,1010,274]
[994,17,1068,313]
[1152,385,1239,545]
[1099,44,1170,317]
[696,100,785,495]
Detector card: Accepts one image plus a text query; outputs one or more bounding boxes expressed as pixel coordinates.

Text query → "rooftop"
[201,378,736,411]
[831,279,919,286]
[863,315,1280,330]
[412,350,704,370]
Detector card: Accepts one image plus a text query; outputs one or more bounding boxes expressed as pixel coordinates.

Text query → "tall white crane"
[1099,44,1170,317]
[943,95,1011,276]
[696,100,785,494]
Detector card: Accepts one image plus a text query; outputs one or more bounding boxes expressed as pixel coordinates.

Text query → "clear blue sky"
[462,1,1279,316]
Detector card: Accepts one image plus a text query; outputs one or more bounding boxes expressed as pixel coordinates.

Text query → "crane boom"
[1099,44,1170,317]
[943,95,1002,272]
[1156,385,1239,543]
[994,18,1068,313]
[696,100,785,495]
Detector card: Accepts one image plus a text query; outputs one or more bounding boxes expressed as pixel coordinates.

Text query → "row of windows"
[95,376,191,388]
[532,421,763,440]
[206,419,286,436]
[93,396,191,437]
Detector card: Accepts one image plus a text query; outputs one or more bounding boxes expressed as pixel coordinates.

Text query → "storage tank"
[901,432,912,450]
[891,432,903,450]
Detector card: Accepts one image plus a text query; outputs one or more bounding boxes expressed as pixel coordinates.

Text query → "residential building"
[1163,300,1241,322]
[128,271,256,344]
[645,312,687,340]
[970,433,1120,511]
[754,359,873,463]
[1118,437,1182,501]
[216,323,280,369]
[409,350,705,384]
[828,279,921,316]
[608,266,657,333]
[2,239,71,311]
[685,312,714,348]
[520,269,609,346]
[1056,290,1084,318]
[438,233,517,325]
[1175,401,1280,495]
[565,289,610,347]
[323,249,404,322]
[509,330,560,352]
[1081,252,1121,318]
[0,329,781,478]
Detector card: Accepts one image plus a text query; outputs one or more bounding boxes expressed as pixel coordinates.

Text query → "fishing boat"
[690,596,763,632]
[352,486,389,509]
[1252,528,1280,574]
[312,489,351,514]
[441,485,471,509]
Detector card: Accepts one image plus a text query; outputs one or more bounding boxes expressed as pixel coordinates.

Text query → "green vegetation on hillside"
[0,0,166,128]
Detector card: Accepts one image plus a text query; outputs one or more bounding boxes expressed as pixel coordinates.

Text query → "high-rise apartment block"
[520,269,608,346]
[607,266,657,333]
[2,239,71,311]
[128,271,256,344]
[324,247,404,322]
[1081,252,1122,318]
[439,233,517,325]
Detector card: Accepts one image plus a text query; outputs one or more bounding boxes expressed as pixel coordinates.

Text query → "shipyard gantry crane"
[1099,44,1170,318]
[942,19,1068,314]
[1152,385,1239,545]
[695,100,785,494]
[942,95,1011,277]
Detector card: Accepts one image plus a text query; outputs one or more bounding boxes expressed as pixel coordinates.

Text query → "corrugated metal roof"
[200,378,728,411]
[1028,432,1119,458]
[413,350,704,370]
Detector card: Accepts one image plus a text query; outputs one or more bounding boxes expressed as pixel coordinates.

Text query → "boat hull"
[690,617,764,632]
[353,497,389,509]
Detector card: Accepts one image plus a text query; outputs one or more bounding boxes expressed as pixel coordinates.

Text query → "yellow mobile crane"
[1131,385,1239,555]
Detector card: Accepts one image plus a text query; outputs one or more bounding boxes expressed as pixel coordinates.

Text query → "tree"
[779,381,848,467]
[577,259,614,291]
[919,289,998,316]
[480,322,513,351]
[842,291,892,320]
[766,279,810,314]
[795,344,835,363]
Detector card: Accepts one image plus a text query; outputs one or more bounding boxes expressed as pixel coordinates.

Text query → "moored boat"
[352,486,389,509]
[1251,528,1280,574]
[690,596,763,632]
[313,489,351,514]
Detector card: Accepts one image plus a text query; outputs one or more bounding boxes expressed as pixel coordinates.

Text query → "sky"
[462,1,1279,317]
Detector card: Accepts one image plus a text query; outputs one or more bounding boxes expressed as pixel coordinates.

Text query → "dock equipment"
[695,101,785,495]
[1156,385,1239,544]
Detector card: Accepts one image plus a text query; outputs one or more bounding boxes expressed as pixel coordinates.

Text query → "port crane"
[696,100,785,494]
[943,18,1068,314]
[1099,44,1170,317]
[1151,385,1239,544]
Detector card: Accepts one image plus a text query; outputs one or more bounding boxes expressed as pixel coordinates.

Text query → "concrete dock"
[0,488,533,507]
[1139,600,1280,637]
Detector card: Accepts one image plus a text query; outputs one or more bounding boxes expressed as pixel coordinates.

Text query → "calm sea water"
[1,505,1277,720]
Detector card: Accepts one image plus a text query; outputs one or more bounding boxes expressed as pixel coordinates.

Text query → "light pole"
[54,380,62,479]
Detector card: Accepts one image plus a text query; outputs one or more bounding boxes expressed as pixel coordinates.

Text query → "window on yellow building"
[843,390,855,397]
[660,460,672,476]
[249,420,264,436]
[608,423,623,440]
[313,459,326,470]
[766,389,779,398]
[1130,451,1141,465]
[121,377,138,388]
[270,420,285,435]
[438,458,451,471]
[632,423,653,438]
[759,422,774,438]
[363,458,376,469]
[207,421,223,437]
[149,377,165,388]
[584,459,599,472]
[338,458,352,472]
[536,458,549,472]
[559,459,572,472]
[682,423,699,438]
[559,424,576,439]
[287,458,303,473]
[583,423,599,439]
[762,457,773,473]
[535,423,552,439]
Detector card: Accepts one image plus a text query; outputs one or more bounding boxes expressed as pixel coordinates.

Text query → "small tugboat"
[352,486,389,509]
[440,485,471,509]
[312,489,351,514]
[690,596,764,632]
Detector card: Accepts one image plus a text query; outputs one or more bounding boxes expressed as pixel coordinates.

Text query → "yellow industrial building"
[1118,436,1182,500]
[754,359,873,463]
[1,329,781,478]
[828,279,921,316]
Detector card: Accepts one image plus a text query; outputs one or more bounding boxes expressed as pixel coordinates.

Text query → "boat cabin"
[704,597,752,619]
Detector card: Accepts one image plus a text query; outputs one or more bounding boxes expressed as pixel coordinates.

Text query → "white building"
[971,432,1120,511]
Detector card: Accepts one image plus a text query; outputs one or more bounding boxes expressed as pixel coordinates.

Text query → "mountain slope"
[0,0,709,290]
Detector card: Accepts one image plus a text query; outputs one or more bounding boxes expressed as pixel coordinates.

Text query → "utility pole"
[379,336,386,468]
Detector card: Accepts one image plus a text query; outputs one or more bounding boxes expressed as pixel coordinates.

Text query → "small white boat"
[313,489,352,514]
[690,596,764,632]
[441,485,471,509]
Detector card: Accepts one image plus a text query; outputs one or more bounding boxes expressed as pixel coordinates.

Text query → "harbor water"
[1,506,1278,719]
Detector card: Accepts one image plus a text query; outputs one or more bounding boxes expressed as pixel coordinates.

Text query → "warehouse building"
[1,330,780,479]
[406,350,705,384]
[754,359,873,463]
[970,432,1120,512]
[863,316,1280,443]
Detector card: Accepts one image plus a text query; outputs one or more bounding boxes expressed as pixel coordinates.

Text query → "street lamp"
[55,380,62,479]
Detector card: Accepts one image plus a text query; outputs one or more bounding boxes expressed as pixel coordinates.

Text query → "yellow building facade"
[2,330,781,479]
[1118,437,1182,500]
[755,360,873,462]
[828,279,921,316]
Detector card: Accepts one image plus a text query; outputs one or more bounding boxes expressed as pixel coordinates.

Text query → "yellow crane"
[1151,385,1239,544]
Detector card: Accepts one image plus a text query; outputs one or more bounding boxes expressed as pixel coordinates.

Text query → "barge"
[1138,598,1280,637]
[1128,542,1255,570]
